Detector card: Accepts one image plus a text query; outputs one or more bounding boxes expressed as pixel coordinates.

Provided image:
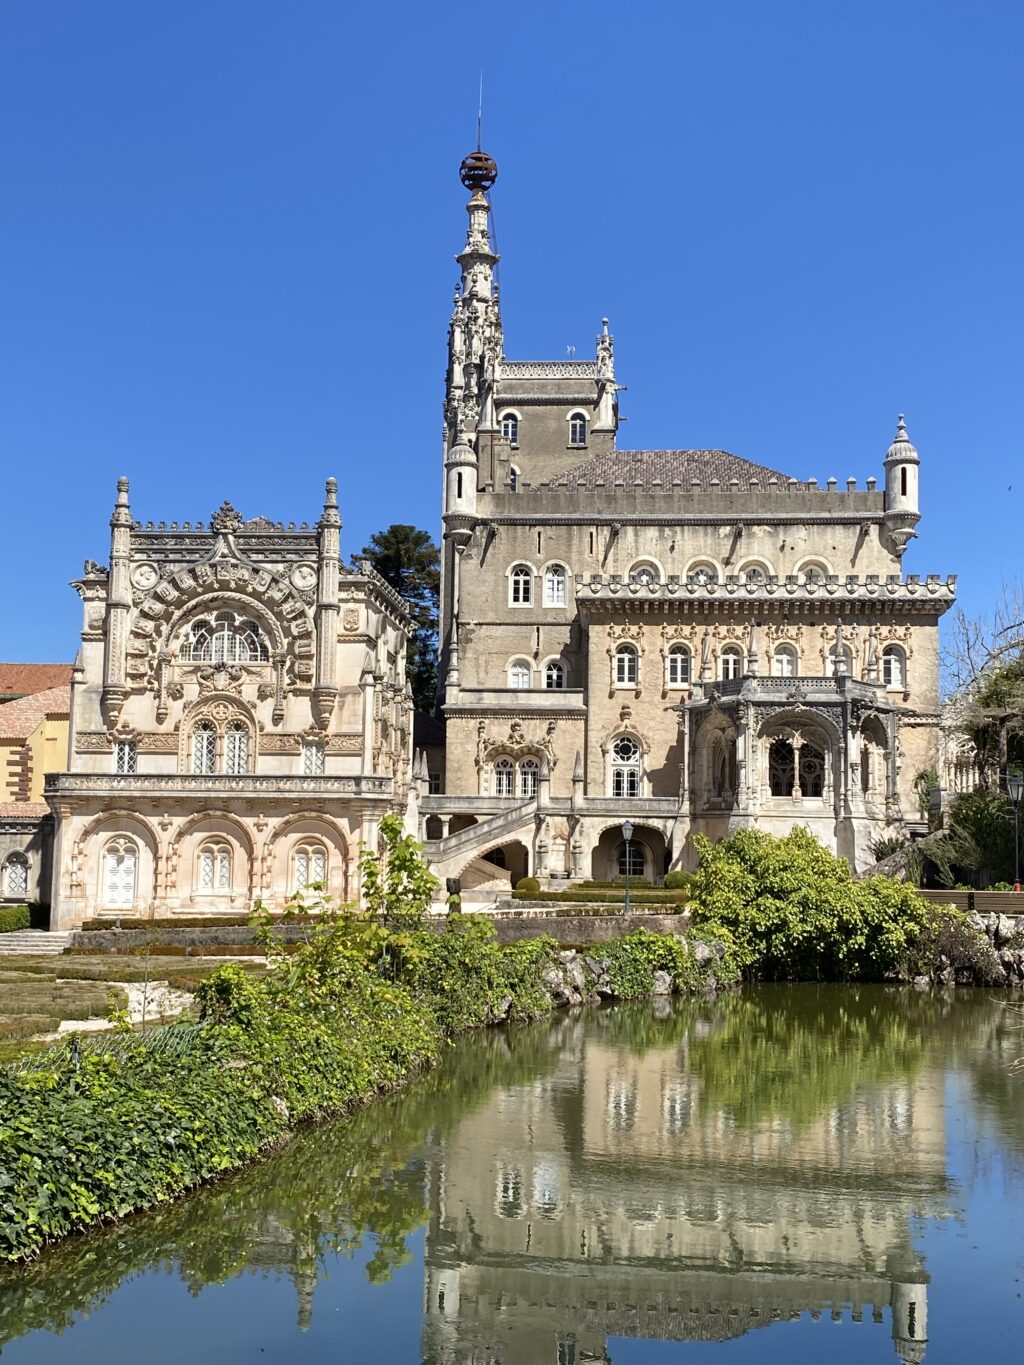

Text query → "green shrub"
[689,827,932,981]
[663,871,694,892]
[0,906,31,934]
[515,876,541,895]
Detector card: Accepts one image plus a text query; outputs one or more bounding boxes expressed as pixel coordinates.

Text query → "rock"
[690,940,714,968]
[542,965,580,1008]
[912,975,931,990]
[712,941,728,960]
[966,911,986,935]
[995,914,1015,946]
[704,975,718,994]
[270,1096,289,1122]
[595,982,617,999]
[584,956,609,976]
[564,956,589,995]
[493,994,513,1021]
[651,970,674,996]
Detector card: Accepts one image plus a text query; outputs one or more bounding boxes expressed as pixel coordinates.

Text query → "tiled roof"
[542,449,797,491]
[0,801,51,819]
[0,686,71,741]
[0,663,73,699]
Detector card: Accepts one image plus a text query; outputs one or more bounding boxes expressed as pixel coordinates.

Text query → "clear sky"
[2,1,1021,662]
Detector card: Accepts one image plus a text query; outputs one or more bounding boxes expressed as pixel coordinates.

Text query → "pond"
[2,986,1023,1363]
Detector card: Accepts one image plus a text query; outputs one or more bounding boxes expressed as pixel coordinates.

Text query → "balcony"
[44,773,394,800]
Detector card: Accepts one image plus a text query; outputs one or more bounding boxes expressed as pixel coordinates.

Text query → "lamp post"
[622,819,634,916]
[1008,767,1023,893]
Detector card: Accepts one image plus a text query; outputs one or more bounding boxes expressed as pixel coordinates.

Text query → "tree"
[360,525,440,713]
[943,580,1024,780]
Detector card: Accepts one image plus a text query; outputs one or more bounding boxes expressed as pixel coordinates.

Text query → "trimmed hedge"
[78,914,324,932]
[0,906,31,934]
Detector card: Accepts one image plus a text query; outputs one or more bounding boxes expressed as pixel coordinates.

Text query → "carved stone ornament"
[197,665,248,697]
[75,731,113,753]
[342,607,360,633]
[210,501,244,534]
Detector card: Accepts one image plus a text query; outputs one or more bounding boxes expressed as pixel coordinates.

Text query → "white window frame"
[114,739,137,774]
[611,735,642,797]
[772,645,798,678]
[509,564,533,607]
[720,646,743,681]
[3,852,29,898]
[518,758,540,797]
[292,842,328,893]
[197,842,232,894]
[102,837,137,909]
[508,660,532,689]
[224,722,250,776]
[666,645,691,687]
[882,645,906,689]
[301,741,325,775]
[567,411,588,447]
[614,645,638,687]
[543,564,568,607]
[544,660,566,690]
[192,722,217,775]
[493,757,515,796]
[499,411,520,445]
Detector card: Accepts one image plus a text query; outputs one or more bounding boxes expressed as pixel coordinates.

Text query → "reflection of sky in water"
[3,987,1024,1364]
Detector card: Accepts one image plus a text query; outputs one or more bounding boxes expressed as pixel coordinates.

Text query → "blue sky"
[2,1,1021,662]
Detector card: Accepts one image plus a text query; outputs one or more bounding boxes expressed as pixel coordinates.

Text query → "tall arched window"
[615,644,638,686]
[192,721,217,775]
[611,736,641,797]
[509,565,533,606]
[293,843,327,892]
[185,612,268,663]
[666,644,691,686]
[508,466,520,492]
[3,852,29,898]
[198,842,232,893]
[102,837,137,908]
[772,644,798,678]
[224,722,250,775]
[544,564,567,606]
[544,660,566,690]
[518,758,539,797]
[500,412,519,444]
[720,645,743,681]
[508,659,532,689]
[618,842,645,878]
[882,645,906,688]
[493,757,515,796]
[568,411,588,446]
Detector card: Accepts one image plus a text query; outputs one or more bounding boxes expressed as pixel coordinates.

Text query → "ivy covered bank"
[1,819,1011,1263]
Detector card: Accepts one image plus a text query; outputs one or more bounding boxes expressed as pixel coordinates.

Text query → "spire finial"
[477,71,483,152]
[115,476,130,504]
[324,476,337,506]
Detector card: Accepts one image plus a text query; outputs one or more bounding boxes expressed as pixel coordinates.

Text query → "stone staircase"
[422,798,538,882]
[0,930,73,957]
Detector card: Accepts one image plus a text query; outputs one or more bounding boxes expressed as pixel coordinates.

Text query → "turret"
[883,414,921,556]
[444,423,478,525]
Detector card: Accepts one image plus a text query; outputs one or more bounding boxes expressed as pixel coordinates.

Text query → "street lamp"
[1007,768,1023,893]
[622,820,634,916]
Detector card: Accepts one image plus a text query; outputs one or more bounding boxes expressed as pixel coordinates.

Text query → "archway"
[590,824,668,885]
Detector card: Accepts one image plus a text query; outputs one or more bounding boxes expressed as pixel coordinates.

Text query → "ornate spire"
[885,413,920,465]
[446,148,503,440]
[110,476,132,527]
[318,476,340,529]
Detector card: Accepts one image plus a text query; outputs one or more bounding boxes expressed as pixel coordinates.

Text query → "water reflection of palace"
[420,1010,946,1365]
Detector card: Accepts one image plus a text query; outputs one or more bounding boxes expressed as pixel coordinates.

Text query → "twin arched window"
[2,852,29,898]
[103,837,137,908]
[493,756,540,797]
[185,612,269,663]
[882,644,906,688]
[293,842,327,892]
[198,841,232,893]
[510,564,533,606]
[544,564,567,606]
[720,645,743,681]
[568,411,588,446]
[191,718,253,775]
[615,644,638,686]
[611,736,642,797]
[666,644,691,686]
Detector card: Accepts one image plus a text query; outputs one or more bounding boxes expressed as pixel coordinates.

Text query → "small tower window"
[456,471,463,498]
[508,660,532,689]
[666,645,691,686]
[720,645,743,681]
[114,739,137,774]
[509,564,533,606]
[544,565,567,606]
[615,644,638,686]
[545,660,566,689]
[882,645,906,689]
[501,412,519,445]
[901,467,908,497]
[568,411,588,447]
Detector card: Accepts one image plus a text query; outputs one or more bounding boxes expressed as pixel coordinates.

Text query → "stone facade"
[417,149,955,888]
[45,480,413,927]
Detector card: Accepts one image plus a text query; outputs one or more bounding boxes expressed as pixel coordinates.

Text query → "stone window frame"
[543,657,567,690]
[882,644,907,690]
[2,851,29,899]
[794,556,834,585]
[665,643,692,688]
[507,658,533,689]
[719,644,744,681]
[291,841,328,894]
[101,835,138,910]
[772,643,799,678]
[114,738,138,774]
[736,558,774,585]
[628,558,663,587]
[566,410,589,448]
[498,409,521,447]
[196,840,233,895]
[508,563,534,607]
[542,562,569,607]
[682,558,722,586]
[182,610,270,664]
[614,644,639,688]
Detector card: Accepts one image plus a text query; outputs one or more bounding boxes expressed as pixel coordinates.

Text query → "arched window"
[493,757,515,796]
[102,837,137,908]
[293,843,327,892]
[720,645,743,681]
[518,758,540,797]
[500,412,520,444]
[615,644,638,686]
[687,563,718,586]
[544,660,566,690]
[568,411,588,446]
[801,562,828,585]
[3,852,29,898]
[483,847,507,868]
[618,842,645,878]
[544,564,567,606]
[882,645,906,688]
[666,644,691,687]
[509,564,533,606]
[769,738,795,797]
[198,842,232,893]
[508,659,532,689]
[611,736,641,797]
[509,465,520,493]
[224,721,250,775]
[772,644,798,678]
[629,562,660,587]
[185,612,268,663]
[301,741,325,775]
[742,564,769,585]
[192,721,216,775]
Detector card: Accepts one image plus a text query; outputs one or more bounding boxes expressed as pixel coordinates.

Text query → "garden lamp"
[1008,768,1023,892]
[622,820,634,916]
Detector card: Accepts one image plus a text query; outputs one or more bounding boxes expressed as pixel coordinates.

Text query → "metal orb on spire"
[459,149,498,193]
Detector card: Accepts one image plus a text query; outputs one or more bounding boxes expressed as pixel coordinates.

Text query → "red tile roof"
[0,801,51,819]
[0,686,71,741]
[542,449,797,491]
[0,663,73,698]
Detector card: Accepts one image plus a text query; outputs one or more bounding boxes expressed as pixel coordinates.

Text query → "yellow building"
[0,682,69,902]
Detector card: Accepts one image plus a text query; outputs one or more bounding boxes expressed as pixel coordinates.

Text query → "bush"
[663,871,694,892]
[689,827,932,981]
[515,876,541,895]
[898,907,1006,984]
[0,906,31,934]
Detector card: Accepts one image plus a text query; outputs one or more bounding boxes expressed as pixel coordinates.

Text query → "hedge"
[0,906,31,934]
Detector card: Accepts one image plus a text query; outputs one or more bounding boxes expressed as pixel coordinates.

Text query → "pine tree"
[360,524,440,714]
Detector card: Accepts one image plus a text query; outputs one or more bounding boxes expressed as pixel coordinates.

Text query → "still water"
[2,986,1023,1363]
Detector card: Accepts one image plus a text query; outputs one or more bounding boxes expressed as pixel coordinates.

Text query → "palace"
[415,147,955,894]
[0,143,957,923]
